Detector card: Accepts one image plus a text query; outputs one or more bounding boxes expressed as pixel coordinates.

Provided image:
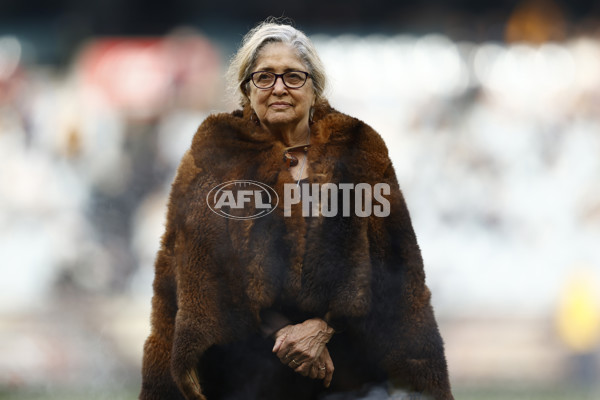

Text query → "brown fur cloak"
[139,102,453,400]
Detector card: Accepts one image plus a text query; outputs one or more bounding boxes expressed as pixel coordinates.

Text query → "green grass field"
[1,386,598,400]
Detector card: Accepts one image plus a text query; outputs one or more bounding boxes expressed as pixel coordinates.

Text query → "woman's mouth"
[270,102,292,109]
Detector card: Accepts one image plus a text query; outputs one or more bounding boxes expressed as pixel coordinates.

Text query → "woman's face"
[247,42,316,133]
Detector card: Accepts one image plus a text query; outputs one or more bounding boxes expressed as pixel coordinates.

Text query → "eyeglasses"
[248,71,310,89]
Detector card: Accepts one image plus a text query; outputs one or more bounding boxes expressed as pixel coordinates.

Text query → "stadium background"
[1,0,600,398]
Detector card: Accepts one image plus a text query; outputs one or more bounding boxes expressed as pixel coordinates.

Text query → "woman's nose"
[272,76,287,94]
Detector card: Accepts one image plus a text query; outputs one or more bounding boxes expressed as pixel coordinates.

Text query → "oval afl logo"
[207,180,279,220]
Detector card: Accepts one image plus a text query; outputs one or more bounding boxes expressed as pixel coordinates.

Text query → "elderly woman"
[140,21,453,400]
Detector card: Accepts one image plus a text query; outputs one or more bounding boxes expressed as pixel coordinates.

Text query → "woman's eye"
[257,73,272,82]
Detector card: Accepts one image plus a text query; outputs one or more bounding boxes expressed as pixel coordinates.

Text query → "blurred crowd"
[1,4,600,397]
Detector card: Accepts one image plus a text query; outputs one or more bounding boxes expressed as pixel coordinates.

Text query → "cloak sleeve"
[362,161,453,399]
[140,147,251,400]
[140,149,208,400]
[316,119,453,399]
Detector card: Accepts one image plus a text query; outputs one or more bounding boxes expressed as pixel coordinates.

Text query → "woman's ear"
[244,84,253,108]
[243,78,256,99]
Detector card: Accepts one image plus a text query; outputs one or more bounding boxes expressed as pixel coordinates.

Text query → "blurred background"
[1,0,600,399]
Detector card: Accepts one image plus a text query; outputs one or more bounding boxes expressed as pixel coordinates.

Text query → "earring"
[250,110,259,125]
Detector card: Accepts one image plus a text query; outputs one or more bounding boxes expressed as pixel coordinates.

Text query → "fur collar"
[189,101,391,188]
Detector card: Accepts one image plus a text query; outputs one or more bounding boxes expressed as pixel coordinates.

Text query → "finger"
[323,359,334,388]
[317,364,326,380]
[277,345,292,360]
[280,355,291,366]
[308,364,319,379]
[273,333,286,353]
[294,363,310,377]
[277,339,300,360]
[275,336,294,359]
[287,356,304,369]
[324,370,333,388]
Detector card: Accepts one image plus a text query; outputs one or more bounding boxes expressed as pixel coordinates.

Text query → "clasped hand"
[272,318,335,387]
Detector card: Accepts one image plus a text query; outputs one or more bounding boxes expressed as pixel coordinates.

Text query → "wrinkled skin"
[273,318,335,387]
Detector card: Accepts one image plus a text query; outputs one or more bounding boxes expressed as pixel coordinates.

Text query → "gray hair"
[226,19,327,107]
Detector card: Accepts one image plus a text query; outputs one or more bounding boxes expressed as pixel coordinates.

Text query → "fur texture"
[139,102,454,400]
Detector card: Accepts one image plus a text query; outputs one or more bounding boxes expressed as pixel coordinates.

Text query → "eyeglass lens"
[252,72,307,88]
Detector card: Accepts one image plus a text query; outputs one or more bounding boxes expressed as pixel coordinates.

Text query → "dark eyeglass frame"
[247,71,311,89]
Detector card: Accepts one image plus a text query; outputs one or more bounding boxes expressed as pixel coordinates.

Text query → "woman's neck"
[283,128,310,147]
[264,120,310,147]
